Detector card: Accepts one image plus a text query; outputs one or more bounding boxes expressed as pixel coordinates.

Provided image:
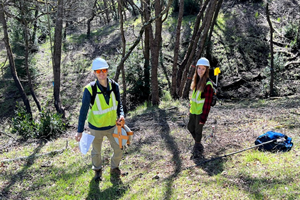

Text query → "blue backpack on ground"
[254,131,293,152]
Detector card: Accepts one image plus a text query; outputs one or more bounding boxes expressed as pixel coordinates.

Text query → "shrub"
[36,109,66,139]
[11,103,37,139]
[11,103,66,140]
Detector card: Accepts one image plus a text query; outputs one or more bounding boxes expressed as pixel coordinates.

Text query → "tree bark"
[143,0,151,101]
[176,0,209,95]
[20,0,42,112]
[117,0,127,112]
[53,0,65,116]
[206,0,223,62]
[114,0,173,83]
[266,3,274,96]
[182,0,220,98]
[87,0,97,38]
[151,0,163,106]
[0,2,32,116]
[103,0,110,24]
[179,0,218,98]
[171,0,184,98]
[31,5,39,44]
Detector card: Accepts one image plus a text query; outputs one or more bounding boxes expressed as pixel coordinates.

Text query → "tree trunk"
[87,0,97,38]
[110,0,118,19]
[113,0,173,83]
[176,0,209,94]
[0,3,32,116]
[21,1,42,112]
[143,0,151,101]
[206,0,223,62]
[117,0,127,112]
[160,47,171,90]
[103,0,110,24]
[182,0,220,98]
[31,6,39,44]
[266,3,274,96]
[63,21,68,40]
[179,0,218,98]
[171,0,184,98]
[53,0,65,117]
[151,0,163,106]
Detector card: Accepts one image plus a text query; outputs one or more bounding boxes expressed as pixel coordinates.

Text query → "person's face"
[197,65,206,78]
[94,68,108,80]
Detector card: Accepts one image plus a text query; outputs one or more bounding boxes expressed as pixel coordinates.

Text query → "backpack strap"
[90,78,118,107]
[90,81,97,107]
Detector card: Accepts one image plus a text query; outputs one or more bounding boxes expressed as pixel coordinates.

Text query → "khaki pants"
[90,127,123,170]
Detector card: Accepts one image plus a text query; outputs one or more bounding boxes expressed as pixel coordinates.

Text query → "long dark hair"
[191,66,209,92]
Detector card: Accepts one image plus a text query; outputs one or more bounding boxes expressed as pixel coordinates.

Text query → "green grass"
[1,97,299,199]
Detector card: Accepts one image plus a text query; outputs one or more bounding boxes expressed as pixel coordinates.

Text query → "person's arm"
[75,88,91,141]
[199,85,213,124]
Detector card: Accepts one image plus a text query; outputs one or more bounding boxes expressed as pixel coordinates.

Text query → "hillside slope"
[212,0,300,98]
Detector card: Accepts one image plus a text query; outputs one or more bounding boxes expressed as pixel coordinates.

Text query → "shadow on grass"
[1,141,45,198]
[155,108,182,200]
[86,177,129,200]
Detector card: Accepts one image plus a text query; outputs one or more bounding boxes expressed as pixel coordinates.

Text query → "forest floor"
[1,96,300,199]
[1,1,300,198]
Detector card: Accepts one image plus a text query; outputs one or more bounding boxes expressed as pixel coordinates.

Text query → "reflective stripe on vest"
[190,90,205,104]
[86,80,118,127]
[190,81,213,115]
[93,92,117,115]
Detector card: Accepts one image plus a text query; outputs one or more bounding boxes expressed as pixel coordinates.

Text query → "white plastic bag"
[79,132,95,155]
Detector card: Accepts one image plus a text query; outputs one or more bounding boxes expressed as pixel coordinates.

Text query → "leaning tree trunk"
[266,3,274,96]
[0,3,32,116]
[205,0,223,62]
[171,0,184,99]
[151,0,163,106]
[176,0,209,95]
[182,0,220,98]
[179,0,218,98]
[53,0,65,117]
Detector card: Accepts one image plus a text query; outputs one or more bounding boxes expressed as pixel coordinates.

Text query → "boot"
[110,167,122,183]
[190,142,204,160]
[94,169,102,182]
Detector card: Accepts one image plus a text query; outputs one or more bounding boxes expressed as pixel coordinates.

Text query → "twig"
[0,131,17,140]
[1,140,68,163]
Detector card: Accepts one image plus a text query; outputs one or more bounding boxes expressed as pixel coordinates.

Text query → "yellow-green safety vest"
[85,80,118,127]
[190,81,213,115]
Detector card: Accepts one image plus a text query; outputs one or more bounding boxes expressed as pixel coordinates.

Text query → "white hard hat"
[92,57,109,70]
[196,57,210,68]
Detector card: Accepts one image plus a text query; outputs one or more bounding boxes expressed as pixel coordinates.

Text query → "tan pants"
[90,127,122,170]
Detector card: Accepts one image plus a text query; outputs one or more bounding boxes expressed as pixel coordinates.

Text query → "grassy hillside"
[1,97,299,199]
[1,1,300,199]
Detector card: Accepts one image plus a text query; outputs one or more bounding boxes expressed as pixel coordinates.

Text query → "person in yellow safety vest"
[75,57,125,183]
[188,57,214,160]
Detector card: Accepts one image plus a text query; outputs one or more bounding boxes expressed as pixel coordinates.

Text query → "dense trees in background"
[0,0,32,116]
[1,0,293,117]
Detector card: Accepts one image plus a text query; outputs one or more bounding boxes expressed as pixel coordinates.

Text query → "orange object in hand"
[113,119,133,149]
